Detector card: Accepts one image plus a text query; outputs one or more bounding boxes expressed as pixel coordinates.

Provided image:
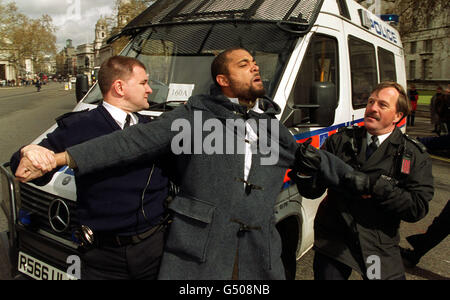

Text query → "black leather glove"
[343,171,371,195]
[372,175,397,198]
[293,138,321,176]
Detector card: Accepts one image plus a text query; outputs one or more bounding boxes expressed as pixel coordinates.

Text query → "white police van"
[1,0,406,280]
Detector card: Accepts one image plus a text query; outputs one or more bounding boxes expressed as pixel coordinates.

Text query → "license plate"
[18,251,76,280]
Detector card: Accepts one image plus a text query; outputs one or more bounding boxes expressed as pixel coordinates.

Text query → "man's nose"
[367,103,381,115]
[251,62,259,72]
[146,84,153,94]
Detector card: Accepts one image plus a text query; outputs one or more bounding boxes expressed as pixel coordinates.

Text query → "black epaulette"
[403,134,427,153]
[55,109,89,127]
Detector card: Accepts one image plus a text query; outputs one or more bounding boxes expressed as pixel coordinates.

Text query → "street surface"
[0,84,448,280]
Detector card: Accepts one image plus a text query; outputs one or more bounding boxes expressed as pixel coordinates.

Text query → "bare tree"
[396,0,450,35]
[357,0,450,36]
[0,1,56,74]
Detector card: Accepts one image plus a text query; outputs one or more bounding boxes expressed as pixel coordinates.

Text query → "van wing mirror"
[293,81,337,126]
[75,74,89,102]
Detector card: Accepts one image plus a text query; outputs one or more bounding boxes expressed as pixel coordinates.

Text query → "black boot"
[399,247,421,268]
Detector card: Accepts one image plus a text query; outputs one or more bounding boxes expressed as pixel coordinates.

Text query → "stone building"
[95,0,150,66]
[94,17,113,67]
[56,39,77,77]
[0,40,18,84]
[401,8,449,89]
[76,43,95,75]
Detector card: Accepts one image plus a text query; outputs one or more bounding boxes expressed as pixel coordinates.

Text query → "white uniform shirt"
[102,101,138,129]
[229,98,264,188]
[366,131,392,148]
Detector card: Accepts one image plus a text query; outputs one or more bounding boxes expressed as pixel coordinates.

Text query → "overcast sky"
[12,0,116,51]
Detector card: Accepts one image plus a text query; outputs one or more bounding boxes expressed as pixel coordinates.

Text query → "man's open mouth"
[253,76,262,83]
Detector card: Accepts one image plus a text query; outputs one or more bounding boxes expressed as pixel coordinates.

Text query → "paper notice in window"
[166,83,195,102]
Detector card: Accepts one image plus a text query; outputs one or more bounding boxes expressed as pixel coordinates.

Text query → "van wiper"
[148,101,185,112]
[148,102,176,112]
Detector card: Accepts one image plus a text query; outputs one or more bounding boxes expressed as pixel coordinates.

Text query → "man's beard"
[231,81,266,102]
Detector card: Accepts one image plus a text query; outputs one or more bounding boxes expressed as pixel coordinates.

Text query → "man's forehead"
[371,87,398,101]
[227,49,253,63]
[132,66,148,76]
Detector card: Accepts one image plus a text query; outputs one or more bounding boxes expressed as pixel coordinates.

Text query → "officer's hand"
[294,139,321,176]
[372,175,397,198]
[21,144,56,173]
[15,157,46,182]
[343,171,371,195]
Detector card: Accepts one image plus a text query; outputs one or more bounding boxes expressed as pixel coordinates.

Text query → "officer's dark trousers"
[313,251,354,280]
[81,230,164,280]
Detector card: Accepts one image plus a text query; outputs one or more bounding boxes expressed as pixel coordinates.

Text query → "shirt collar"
[102,101,138,129]
[228,98,264,114]
[367,131,392,146]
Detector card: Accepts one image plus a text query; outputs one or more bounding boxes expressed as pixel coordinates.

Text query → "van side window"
[283,34,339,128]
[378,47,397,82]
[349,36,377,109]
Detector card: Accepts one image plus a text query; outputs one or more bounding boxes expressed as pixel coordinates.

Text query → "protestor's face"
[123,66,152,112]
[223,49,265,101]
[364,87,403,135]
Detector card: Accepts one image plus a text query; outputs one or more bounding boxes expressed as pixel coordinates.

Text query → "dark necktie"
[366,135,379,160]
[123,114,131,129]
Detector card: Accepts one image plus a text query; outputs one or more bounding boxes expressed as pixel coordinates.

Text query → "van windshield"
[83,22,298,111]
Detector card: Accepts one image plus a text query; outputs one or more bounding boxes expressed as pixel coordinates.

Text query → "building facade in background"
[0,40,18,84]
[358,0,449,90]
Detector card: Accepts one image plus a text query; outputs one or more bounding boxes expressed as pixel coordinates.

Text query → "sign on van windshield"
[167,83,195,102]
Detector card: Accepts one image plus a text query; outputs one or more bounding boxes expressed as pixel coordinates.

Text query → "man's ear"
[112,79,125,96]
[394,111,404,124]
[215,74,229,88]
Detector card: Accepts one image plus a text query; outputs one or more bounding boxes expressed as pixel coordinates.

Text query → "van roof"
[123,0,323,31]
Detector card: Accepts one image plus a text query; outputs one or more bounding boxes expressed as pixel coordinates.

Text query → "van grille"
[19,183,78,241]
[126,0,322,30]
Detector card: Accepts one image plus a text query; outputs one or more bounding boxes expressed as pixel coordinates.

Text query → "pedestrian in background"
[407,84,418,126]
[430,86,443,135]
[436,86,450,135]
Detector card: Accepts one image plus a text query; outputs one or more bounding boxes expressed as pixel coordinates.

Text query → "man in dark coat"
[14,48,353,279]
[293,81,434,280]
[400,200,449,268]
[11,56,170,279]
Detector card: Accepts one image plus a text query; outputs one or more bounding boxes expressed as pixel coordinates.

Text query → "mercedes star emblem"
[48,198,70,233]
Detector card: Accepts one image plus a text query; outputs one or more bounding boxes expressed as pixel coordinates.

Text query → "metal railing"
[0,162,19,278]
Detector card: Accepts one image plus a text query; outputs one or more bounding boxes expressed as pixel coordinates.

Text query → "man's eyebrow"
[237,58,254,64]
[369,97,389,104]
